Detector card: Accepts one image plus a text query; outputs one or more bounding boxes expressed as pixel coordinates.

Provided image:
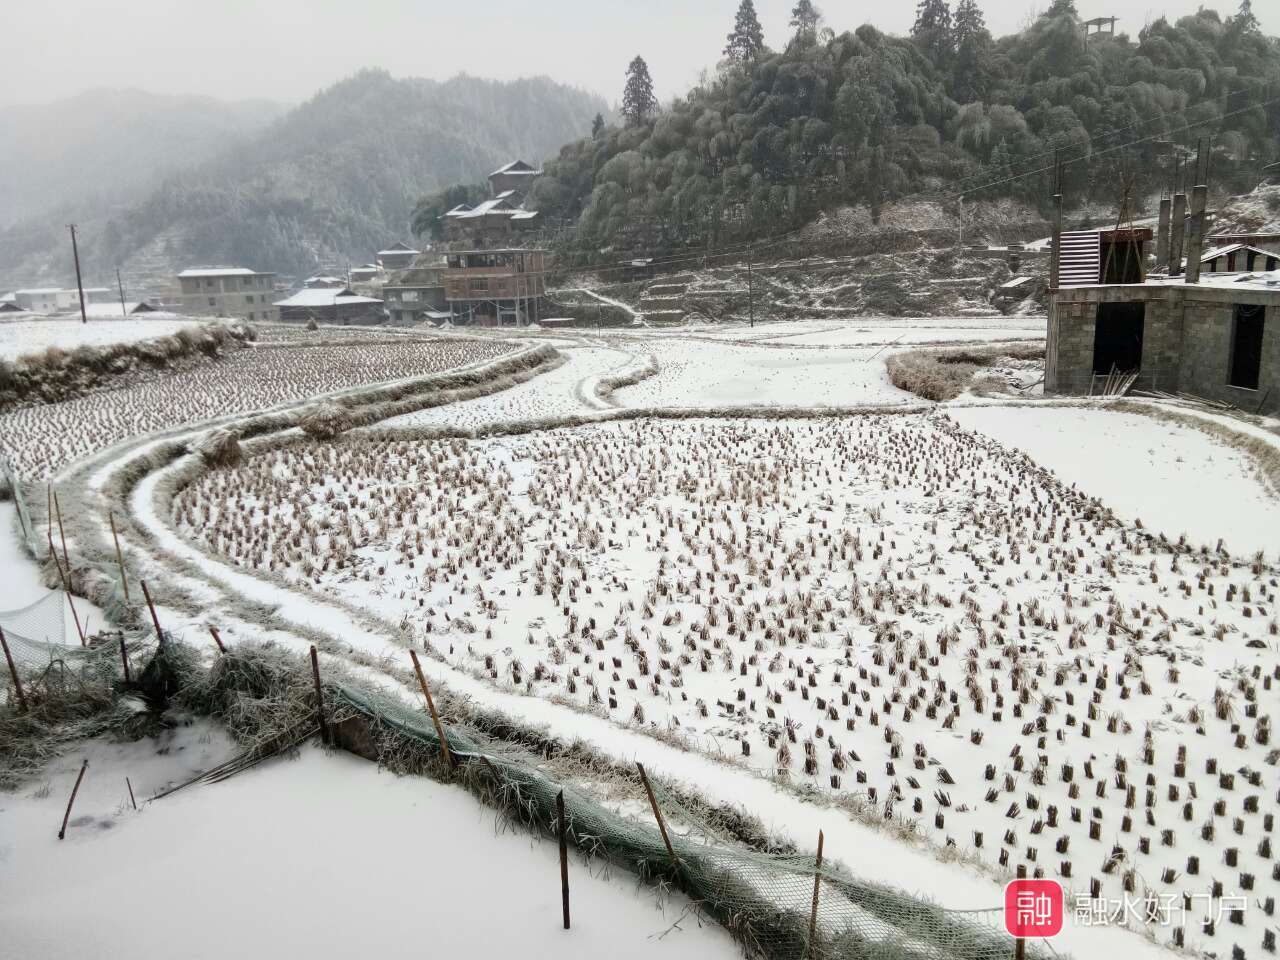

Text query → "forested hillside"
[0,72,606,287]
[513,0,1280,254]
[0,89,284,229]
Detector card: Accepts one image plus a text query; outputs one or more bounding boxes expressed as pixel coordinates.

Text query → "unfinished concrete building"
[1045,179,1279,413]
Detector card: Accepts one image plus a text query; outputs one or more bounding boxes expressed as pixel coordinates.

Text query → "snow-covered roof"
[274,288,383,308]
[489,160,540,177]
[16,288,63,295]
[1200,242,1275,263]
[510,210,539,220]
[178,267,262,278]
[1000,277,1032,290]
[377,242,419,256]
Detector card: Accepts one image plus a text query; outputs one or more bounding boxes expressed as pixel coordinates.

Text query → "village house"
[442,248,546,327]
[1045,182,1278,413]
[1200,243,1280,275]
[376,242,420,272]
[382,260,448,325]
[177,267,279,322]
[273,286,384,325]
[488,159,542,200]
[12,287,113,313]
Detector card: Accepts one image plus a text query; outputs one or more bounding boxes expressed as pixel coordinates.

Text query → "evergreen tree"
[951,0,991,101]
[912,0,954,64]
[592,113,606,137]
[724,0,766,62]
[622,56,658,127]
[789,0,823,45]
[1230,0,1260,34]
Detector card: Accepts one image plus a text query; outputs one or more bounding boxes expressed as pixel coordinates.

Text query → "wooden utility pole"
[68,224,88,325]
[116,267,128,318]
[557,789,571,930]
[0,626,28,714]
[747,245,755,328]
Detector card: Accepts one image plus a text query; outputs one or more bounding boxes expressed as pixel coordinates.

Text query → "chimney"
[1155,197,1171,272]
[1183,183,1208,285]
[1168,192,1188,276]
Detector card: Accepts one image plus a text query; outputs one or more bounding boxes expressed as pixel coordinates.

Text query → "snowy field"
[949,405,1280,558]
[2,730,732,960]
[0,317,203,362]
[176,412,1280,953]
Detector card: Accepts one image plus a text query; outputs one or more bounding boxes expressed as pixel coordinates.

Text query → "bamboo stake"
[1014,863,1027,960]
[309,646,329,746]
[636,762,680,873]
[49,549,86,646]
[209,626,227,654]
[808,830,825,957]
[58,760,89,840]
[0,626,28,714]
[108,510,130,602]
[557,789,571,930]
[140,580,165,647]
[409,649,453,768]
[53,489,70,573]
[126,777,137,811]
[119,635,131,684]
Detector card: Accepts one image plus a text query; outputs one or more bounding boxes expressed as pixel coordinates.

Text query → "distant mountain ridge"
[0,71,607,289]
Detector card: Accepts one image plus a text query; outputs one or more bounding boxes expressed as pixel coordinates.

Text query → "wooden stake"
[0,626,28,714]
[409,649,453,768]
[53,489,71,573]
[50,549,86,646]
[119,635,131,684]
[126,776,137,811]
[808,829,825,957]
[58,759,88,840]
[209,626,227,654]
[636,762,680,873]
[309,646,329,746]
[557,789,571,930]
[108,510,130,602]
[140,580,165,647]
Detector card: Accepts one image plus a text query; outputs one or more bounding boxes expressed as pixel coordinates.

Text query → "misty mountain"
[0,71,606,289]
[0,88,285,229]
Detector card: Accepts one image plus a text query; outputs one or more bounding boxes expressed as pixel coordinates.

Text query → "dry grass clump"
[887,341,1043,402]
[299,401,355,440]
[194,428,243,469]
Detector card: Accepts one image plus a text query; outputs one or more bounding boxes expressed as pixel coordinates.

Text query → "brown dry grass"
[886,341,1044,402]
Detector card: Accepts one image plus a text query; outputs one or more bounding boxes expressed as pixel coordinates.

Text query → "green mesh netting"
[331,681,1039,960]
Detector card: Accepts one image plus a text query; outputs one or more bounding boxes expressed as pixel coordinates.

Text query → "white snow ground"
[0,317,203,361]
[1,732,734,960]
[948,405,1280,558]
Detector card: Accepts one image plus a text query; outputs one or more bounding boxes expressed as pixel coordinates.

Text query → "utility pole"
[67,224,88,325]
[747,244,755,328]
[116,267,127,318]
[957,195,964,248]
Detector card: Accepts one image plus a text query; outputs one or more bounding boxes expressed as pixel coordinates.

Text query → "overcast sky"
[2,0,1275,108]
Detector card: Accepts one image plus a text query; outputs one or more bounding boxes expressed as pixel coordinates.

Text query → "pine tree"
[724,0,766,63]
[592,113,605,137]
[1230,0,1260,34]
[951,0,991,102]
[912,0,954,64]
[789,0,822,44]
[622,56,658,127]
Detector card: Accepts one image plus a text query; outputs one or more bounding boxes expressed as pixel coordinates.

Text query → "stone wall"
[1047,284,1280,413]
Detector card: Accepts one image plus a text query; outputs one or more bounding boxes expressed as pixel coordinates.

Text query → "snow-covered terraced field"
[0,317,206,361]
[0,336,515,480]
[176,412,1280,955]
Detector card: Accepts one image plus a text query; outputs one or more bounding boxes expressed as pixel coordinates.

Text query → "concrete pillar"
[1155,197,1171,272]
[1049,191,1063,290]
[1184,184,1208,285]
[1168,193,1187,276]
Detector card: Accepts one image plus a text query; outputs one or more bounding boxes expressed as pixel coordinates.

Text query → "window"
[471,278,490,294]
[247,312,254,321]
[208,297,217,307]
[245,295,254,304]
[1228,304,1265,390]
[403,290,419,302]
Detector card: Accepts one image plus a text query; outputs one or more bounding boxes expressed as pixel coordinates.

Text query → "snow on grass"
[0,502,97,646]
[948,405,1280,558]
[175,412,1280,954]
[1,733,737,960]
[0,317,204,362]
[613,338,915,408]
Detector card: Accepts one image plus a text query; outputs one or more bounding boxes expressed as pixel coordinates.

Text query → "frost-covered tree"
[592,113,605,137]
[789,0,822,45]
[724,0,766,62]
[912,0,954,64]
[622,56,658,127]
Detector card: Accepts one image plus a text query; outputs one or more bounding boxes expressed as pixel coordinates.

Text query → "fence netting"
[332,680,1038,960]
